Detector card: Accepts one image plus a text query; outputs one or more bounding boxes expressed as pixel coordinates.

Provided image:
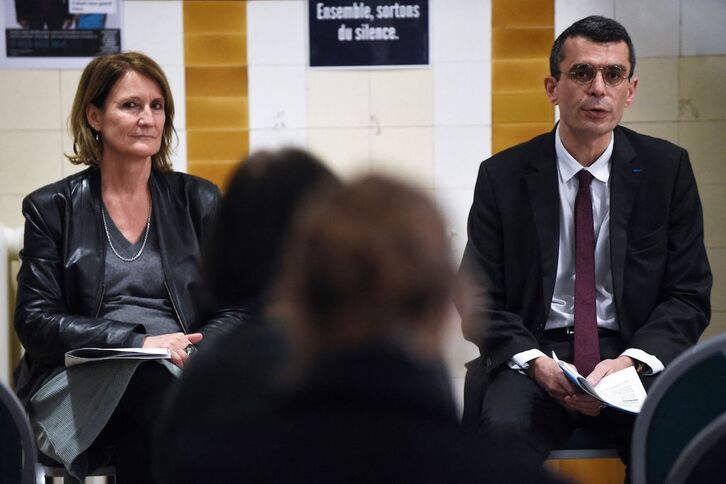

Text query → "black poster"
[6,28,120,57]
[309,1,429,67]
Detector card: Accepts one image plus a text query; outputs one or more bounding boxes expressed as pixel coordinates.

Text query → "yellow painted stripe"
[183,0,248,189]
[491,0,553,153]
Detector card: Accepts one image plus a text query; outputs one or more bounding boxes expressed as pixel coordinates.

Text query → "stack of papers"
[552,352,647,413]
[64,347,171,367]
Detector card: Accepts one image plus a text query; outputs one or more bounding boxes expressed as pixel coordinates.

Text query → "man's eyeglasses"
[564,64,630,87]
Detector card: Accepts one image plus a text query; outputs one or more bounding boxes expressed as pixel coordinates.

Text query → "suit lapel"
[526,132,560,315]
[609,127,641,311]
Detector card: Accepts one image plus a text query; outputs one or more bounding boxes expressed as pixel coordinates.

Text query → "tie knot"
[578,170,594,189]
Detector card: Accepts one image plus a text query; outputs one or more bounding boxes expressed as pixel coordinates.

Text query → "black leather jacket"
[14,167,245,405]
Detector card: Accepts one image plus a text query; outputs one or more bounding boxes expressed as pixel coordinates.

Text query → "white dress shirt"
[509,125,663,375]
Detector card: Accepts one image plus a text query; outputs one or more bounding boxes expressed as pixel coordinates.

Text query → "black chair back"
[666,411,726,484]
[632,333,726,484]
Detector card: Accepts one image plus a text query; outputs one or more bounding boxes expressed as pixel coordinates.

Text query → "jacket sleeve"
[14,193,147,366]
[626,150,712,366]
[460,162,541,371]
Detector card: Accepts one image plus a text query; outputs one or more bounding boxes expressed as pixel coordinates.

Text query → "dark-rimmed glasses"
[565,64,629,87]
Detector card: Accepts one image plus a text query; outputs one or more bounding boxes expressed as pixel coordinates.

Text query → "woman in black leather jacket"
[13,52,243,483]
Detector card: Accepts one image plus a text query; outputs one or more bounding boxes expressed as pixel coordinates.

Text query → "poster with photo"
[0,0,122,68]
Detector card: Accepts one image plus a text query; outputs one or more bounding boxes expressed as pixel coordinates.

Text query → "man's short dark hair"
[549,16,636,78]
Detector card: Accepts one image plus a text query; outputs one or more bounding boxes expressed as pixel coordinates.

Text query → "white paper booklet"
[64,347,171,367]
[552,352,647,414]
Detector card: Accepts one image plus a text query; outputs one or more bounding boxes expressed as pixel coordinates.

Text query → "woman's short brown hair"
[278,175,454,342]
[66,51,176,172]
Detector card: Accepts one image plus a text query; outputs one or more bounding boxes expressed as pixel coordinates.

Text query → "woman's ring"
[185,344,195,356]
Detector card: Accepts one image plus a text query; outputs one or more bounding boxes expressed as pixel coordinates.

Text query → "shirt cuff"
[508,349,547,370]
[621,348,664,375]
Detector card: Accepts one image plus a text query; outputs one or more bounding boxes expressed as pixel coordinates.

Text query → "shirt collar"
[555,124,613,184]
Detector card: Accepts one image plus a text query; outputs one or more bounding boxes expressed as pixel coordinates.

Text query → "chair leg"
[62,470,83,484]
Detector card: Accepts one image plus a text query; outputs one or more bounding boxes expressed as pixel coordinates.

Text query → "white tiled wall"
[370,70,434,127]
[434,125,490,191]
[124,0,186,172]
[124,1,184,66]
[249,65,308,129]
[306,70,369,128]
[614,0,680,58]
[247,1,308,152]
[680,0,726,56]
[430,0,490,63]
[246,0,307,66]
[554,0,614,34]
[621,57,679,123]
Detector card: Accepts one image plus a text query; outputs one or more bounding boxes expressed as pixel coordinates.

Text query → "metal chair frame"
[1,380,116,483]
[548,427,619,460]
[39,464,116,483]
[0,380,38,484]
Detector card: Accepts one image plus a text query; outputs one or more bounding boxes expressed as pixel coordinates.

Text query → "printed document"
[552,352,647,413]
[65,347,171,367]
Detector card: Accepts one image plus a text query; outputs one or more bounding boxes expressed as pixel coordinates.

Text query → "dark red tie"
[574,170,599,376]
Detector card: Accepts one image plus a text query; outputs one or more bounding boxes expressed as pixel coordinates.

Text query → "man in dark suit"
[461,15,712,468]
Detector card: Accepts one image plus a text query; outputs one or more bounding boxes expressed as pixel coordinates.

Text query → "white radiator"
[1,226,23,385]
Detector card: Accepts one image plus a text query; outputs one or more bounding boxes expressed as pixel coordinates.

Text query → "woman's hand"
[142,332,203,368]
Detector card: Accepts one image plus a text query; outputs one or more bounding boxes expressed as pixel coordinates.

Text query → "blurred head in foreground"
[276,175,455,361]
[204,148,339,313]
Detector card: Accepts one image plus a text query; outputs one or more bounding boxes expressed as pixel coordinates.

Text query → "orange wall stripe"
[183,0,249,191]
[491,0,553,154]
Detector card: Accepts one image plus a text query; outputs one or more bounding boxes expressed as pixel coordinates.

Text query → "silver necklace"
[101,203,152,262]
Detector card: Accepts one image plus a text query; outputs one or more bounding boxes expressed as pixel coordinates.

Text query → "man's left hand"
[563,393,603,416]
[586,356,635,386]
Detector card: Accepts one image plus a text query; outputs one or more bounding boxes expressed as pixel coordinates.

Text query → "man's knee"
[480,409,532,440]
[477,369,571,458]
[479,370,540,431]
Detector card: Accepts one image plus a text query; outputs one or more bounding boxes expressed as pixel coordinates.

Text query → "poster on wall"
[309,0,428,67]
[0,0,122,69]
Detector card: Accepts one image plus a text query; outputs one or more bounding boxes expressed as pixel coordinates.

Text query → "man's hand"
[562,393,604,416]
[143,332,203,368]
[527,356,578,401]
[528,356,603,416]
[586,355,635,386]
